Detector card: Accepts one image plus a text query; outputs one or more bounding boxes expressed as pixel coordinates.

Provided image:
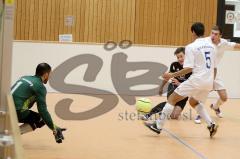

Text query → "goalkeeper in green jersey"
[11,63,66,143]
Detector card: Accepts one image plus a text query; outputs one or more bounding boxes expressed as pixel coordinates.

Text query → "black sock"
[147,102,167,117]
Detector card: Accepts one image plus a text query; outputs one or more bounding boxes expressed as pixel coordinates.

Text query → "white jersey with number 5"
[184,38,216,90]
[205,37,236,66]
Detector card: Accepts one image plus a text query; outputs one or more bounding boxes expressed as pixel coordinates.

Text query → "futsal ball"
[136,98,152,114]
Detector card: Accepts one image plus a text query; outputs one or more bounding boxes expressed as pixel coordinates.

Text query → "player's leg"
[170,97,188,119]
[189,98,213,126]
[144,91,186,134]
[149,102,167,115]
[19,123,33,134]
[196,79,227,123]
[170,106,182,119]
[141,102,166,120]
[18,110,45,134]
[210,89,227,118]
[142,83,176,120]
[144,82,190,133]
[194,114,202,124]
[189,91,218,137]
[17,110,33,134]
[211,78,227,117]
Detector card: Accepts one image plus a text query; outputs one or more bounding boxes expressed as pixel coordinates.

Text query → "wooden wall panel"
[32,0,38,40]
[28,0,34,40]
[24,0,30,40]
[19,0,25,40]
[49,0,55,41]
[45,0,51,41]
[134,0,218,45]
[14,0,218,46]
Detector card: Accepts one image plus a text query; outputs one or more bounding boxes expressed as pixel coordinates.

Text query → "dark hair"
[174,47,185,55]
[35,63,51,76]
[191,22,205,37]
[212,25,222,35]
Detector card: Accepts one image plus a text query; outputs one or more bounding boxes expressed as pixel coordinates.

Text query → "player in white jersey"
[144,22,218,138]
[195,25,240,124]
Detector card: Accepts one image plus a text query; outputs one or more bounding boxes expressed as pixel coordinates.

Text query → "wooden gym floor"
[21,93,240,159]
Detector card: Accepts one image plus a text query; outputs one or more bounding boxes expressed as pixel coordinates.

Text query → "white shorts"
[213,77,225,91]
[174,80,210,103]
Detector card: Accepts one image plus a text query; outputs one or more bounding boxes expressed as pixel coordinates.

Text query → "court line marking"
[162,128,208,159]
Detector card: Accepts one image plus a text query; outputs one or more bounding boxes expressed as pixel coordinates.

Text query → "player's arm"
[173,67,193,77]
[35,85,66,143]
[35,84,55,130]
[159,63,175,95]
[163,67,192,80]
[226,41,240,50]
[159,80,168,95]
[159,80,168,88]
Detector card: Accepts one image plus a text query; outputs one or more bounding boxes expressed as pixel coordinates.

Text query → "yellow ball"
[136,98,152,113]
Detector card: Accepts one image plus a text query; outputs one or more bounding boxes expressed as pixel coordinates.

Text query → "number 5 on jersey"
[205,52,211,69]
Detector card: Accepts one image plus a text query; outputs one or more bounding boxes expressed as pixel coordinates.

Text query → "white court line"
[162,128,208,159]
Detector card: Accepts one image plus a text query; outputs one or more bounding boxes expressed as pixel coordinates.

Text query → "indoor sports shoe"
[144,122,161,134]
[210,104,223,118]
[140,114,150,121]
[207,123,218,138]
[194,115,201,124]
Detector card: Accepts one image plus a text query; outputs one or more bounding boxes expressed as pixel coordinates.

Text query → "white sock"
[213,98,224,109]
[195,103,213,126]
[156,103,174,129]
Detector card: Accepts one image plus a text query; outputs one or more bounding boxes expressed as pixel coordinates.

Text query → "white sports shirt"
[206,37,236,66]
[184,38,216,90]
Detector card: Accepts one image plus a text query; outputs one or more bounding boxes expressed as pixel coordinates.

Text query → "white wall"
[11,41,240,98]
[226,0,240,5]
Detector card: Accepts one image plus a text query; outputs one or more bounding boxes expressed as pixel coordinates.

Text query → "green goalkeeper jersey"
[11,75,55,130]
